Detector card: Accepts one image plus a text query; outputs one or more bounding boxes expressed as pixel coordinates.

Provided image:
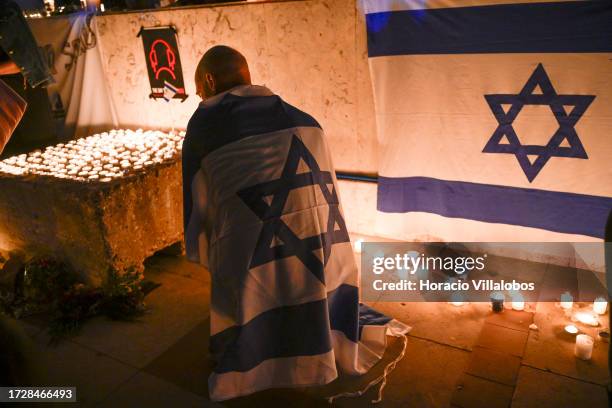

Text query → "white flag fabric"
[182,85,409,401]
[28,12,118,139]
[364,0,612,242]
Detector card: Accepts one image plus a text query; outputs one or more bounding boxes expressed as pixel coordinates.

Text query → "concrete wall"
[96,0,377,174]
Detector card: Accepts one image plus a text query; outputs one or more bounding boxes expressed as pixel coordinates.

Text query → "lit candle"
[560,292,573,309]
[574,334,594,360]
[490,292,504,313]
[575,311,599,327]
[353,238,364,254]
[449,292,465,306]
[511,293,525,311]
[593,297,607,315]
[565,324,579,334]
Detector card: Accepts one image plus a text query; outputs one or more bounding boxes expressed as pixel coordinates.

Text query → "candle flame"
[0,129,185,182]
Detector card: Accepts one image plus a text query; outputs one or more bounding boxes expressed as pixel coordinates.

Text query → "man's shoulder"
[183,93,237,157]
[187,95,231,127]
[184,91,323,159]
[188,92,321,132]
[276,98,322,130]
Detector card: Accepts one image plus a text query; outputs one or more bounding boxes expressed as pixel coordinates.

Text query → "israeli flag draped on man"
[182,85,408,401]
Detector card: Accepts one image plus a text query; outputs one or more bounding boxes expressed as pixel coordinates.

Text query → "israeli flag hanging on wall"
[365,0,612,240]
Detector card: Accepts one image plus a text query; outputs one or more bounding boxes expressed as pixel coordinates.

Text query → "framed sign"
[138,26,188,101]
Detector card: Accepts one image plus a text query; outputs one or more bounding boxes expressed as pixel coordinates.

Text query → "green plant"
[99,267,146,321]
[1,256,153,342]
[22,256,79,305]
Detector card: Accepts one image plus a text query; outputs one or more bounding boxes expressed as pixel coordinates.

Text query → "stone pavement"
[11,253,610,407]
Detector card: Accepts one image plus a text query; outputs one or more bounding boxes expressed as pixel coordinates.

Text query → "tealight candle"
[575,311,599,327]
[574,334,594,360]
[490,292,504,313]
[511,293,525,311]
[354,238,364,253]
[565,324,579,334]
[593,297,607,315]
[560,292,573,309]
[449,292,465,306]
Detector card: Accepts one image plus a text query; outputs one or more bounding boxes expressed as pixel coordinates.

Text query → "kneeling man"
[182,45,399,401]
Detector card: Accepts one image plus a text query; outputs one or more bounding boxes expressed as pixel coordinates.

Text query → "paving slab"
[98,371,217,408]
[451,373,515,408]
[476,323,529,357]
[307,335,471,408]
[465,346,522,386]
[486,309,534,333]
[371,336,471,408]
[31,331,137,406]
[371,301,490,351]
[144,319,213,398]
[512,366,609,408]
[68,256,211,369]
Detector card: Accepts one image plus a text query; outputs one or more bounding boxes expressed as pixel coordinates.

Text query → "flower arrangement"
[0,255,153,341]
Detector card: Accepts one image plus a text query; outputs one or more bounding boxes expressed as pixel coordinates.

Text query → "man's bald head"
[195,45,251,100]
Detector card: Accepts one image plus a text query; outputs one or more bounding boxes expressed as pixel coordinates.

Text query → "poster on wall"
[138,26,188,102]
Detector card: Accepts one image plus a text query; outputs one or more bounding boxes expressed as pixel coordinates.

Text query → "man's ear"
[195,78,204,100]
[205,73,215,95]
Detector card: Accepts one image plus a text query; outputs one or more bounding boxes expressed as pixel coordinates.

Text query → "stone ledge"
[0,130,184,286]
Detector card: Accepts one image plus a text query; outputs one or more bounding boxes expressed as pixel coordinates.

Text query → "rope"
[326,333,408,405]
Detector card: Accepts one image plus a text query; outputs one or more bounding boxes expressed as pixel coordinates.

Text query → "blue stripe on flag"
[377,176,612,238]
[328,283,359,342]
[210,298,333,374]
[367,1,612,57]
[164,82,178,92]
[359,304,392,327]
[209,284,361,374]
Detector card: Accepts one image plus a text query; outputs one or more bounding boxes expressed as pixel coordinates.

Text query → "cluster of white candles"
[0,129,185,183]
[559,292,608,360]
[451,289,607,361]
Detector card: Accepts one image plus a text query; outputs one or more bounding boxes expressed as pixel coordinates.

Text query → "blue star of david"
[483,63,595,182]
[237,135,350,283]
